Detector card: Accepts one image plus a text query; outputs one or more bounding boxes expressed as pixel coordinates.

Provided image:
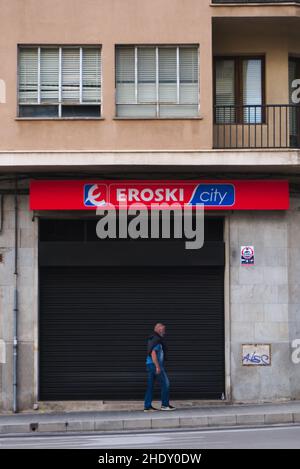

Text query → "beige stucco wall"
[0,0,213,152]
[0,1,299,152]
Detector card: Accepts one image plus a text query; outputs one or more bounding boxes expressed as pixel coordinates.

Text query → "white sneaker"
[161,405,176,411]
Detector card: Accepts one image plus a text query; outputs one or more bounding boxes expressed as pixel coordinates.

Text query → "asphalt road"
[0,425,300,449]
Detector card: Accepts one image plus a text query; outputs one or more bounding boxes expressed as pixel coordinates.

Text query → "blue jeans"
[144,363,170,409]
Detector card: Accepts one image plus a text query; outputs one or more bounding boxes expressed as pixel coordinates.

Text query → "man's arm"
[151,350,161,374]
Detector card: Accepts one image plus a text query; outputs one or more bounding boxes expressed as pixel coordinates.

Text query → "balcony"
[214,104,300,149]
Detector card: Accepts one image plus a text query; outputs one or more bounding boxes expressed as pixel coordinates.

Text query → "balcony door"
[214,56,265,124]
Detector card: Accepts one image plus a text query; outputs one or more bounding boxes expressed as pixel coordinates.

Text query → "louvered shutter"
[82,48,101,103]
[243,59,262,123]
[19,48,38,103]
[159,47,199,118]
[40,48,59,103]
[62,48,80,102]
[159,47,177,103]
[179,47,198,104]
[116,45,199,118]
[137,47,156,103]
[136,47,156,116]
[175,46,199,117]
[215,59,235,124]
[116,47,135,109]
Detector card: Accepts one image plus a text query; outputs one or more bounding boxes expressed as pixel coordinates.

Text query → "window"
[214,56,264,124]
[18,46,101,118]
[116,45,199,118]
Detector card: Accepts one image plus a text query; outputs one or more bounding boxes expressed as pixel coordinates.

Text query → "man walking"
[144,323,176,412]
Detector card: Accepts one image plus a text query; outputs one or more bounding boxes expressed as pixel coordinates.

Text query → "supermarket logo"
[189,184,235,207]
[84,184,107,207]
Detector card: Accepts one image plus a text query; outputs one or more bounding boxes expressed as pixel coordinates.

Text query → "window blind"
[19,46,101,117]
[19,48,38,103]
[116,47,135,106]
[62,48,80,102]
[116,45,199,118]
[243,59,262,123]
[138,47,156,102]
[41,48,59,103]
[159,47,177,104]
[215,59,235,124]
[82,48,101,103]
[179,47,198,104]
[175,46,199,118]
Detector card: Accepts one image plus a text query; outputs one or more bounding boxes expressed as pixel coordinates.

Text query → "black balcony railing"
[214,104,300,149]
[212,1,300,4]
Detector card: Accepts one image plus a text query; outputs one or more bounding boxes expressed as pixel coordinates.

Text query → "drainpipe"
[13,177,19,413]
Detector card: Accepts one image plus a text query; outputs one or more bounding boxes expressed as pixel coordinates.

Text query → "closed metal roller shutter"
[39,265,225,401]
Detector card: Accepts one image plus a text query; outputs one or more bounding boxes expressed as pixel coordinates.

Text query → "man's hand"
[151,350,161,374]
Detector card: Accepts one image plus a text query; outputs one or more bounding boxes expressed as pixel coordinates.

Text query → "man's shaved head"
[154,323,166,336]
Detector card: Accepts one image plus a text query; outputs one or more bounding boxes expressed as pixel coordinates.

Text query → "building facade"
[0,0,300,412]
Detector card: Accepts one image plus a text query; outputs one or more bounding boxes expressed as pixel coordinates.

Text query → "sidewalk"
[1,401,300,435]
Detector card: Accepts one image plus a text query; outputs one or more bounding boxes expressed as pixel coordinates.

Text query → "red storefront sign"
[29,180,289,210]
